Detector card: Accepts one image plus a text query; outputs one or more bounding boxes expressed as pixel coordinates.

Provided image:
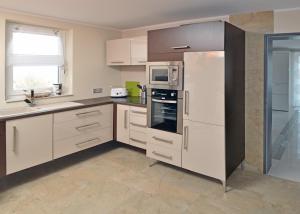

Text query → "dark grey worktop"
[0,96,147,121]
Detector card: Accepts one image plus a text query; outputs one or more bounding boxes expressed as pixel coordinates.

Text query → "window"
[6,22,66,99]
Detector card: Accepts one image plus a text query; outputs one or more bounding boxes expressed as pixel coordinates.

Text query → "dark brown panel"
[148,52,183,62]
[0,121,6,177]
[224,22,246,178]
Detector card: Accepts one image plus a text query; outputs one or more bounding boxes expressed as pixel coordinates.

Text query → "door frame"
[264,32,300,174]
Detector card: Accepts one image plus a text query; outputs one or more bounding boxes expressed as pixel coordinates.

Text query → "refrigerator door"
[183,52,225,126]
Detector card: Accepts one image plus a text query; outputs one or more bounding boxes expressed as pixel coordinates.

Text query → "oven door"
[150,98,178,133]
[149,66,171,85]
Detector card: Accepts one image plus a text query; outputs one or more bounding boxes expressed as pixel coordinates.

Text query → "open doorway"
[265,33,300,182]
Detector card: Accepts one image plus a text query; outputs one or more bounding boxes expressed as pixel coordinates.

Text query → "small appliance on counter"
[110,87,128,98]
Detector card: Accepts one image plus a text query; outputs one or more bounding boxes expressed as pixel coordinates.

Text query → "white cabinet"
[146,128,182,167]
[106,38,131,65]
[117,105,130,144]
[6,115,53,174]
[53,105,113,158]
[182,120,225,181]
[117,105,148,149]
[106,36,147,66]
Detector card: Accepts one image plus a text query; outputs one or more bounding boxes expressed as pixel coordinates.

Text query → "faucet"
[24,89,36,107]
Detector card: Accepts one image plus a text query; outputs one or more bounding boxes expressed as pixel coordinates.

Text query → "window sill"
[6,93,74,103]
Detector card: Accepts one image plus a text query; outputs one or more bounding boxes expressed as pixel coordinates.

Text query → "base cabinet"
[117,105,130,144]
[6,115,53,174]
[182,120,225,181]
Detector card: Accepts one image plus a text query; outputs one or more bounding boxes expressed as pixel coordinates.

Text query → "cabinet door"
[182,120,225,181]
[116,105,130,144]
[106,38,131,65]
[131,37,147,65]
[183,52,225,126]
[6,115,53,174]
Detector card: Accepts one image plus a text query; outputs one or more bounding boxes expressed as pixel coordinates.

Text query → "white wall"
[274,8,300,33]
[0,10,122,108]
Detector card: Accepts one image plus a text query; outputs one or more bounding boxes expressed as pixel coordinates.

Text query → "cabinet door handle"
[12,126,17,153]
[110,61,124,64]
[184,91,189,115]
[75,122,101,131]
[76,137,101,148]
[124,110,128,129]
[171,45,190,50]
[152,136,173,145]
[131,110,146,115]
[130,122,147,128]
[152,151,173,160]
[76,110,101,117]
[130,138,147,145]
[184,126,189,150]
[138,60,146,63]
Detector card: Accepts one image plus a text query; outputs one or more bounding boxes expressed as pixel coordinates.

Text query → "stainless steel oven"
[147,89,183,134]
[146,61,183,90]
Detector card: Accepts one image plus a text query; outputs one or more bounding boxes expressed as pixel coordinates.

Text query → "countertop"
[0,96,147,122]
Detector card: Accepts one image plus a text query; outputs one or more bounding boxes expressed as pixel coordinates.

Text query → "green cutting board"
[125,81,140,97]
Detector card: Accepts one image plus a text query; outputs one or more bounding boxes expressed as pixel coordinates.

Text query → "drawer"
[129,131,147,149]
[54,126,113,159]
[54,104,113,123]
[54,112,113,141]
[148,128,182,151]
[147,143,181,167]
[130,115,147,132]
[130,106,147,117]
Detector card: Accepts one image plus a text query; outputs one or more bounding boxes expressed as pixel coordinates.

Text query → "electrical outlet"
[93,88,103,94]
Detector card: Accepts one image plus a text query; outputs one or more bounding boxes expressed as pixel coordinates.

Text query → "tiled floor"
[1,142,300,214]
[270,111,300,182]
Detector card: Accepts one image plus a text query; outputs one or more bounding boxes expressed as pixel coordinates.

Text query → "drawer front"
[54,113,113,141]
[130,131,147,149]
[54,126,113,159]
[130,115,147,132]
[148,128,182,150]
[54,104,113,123]
[130,106,147,117]
[147,143,181,167]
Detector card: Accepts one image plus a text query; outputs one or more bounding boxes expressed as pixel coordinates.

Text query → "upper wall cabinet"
[148,21,225,61]
[106,36,147,66]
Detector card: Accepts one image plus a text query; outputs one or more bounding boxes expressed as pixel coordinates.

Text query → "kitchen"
[0,1,300,213]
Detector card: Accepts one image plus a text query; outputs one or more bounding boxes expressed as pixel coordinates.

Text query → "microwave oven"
[146,61,183,90]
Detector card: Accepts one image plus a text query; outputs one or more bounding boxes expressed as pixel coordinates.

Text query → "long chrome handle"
[110,61,125,64]
[184,126,189,150]
[171,45,190,50]
[138,60,146,63]
[152,99,177,104]
[76,122,100,131]
[184,91,189,115]
[76,110,101,117]
[130,122,147,128]
[76,138,101,148]
[152,151,173,160]
[131,110,146,115]
[124,110,128,129]
[12,126,17,153]
[130,138,147,145]
[152,136,173,145]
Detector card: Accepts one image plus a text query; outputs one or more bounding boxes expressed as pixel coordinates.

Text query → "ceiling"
[0,0,300,29]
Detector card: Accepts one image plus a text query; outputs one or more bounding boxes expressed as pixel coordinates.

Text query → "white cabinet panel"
[182,120,225,181]
[147,143,181,167]
[183,52,225,126]
[106,38,131,65]
[131,37,147,65]
[6,115,53,174]
[117,105,130,144]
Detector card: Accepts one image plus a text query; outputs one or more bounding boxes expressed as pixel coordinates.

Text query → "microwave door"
[150,66,169,84]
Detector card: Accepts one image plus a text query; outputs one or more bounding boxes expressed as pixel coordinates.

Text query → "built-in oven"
[147,88,183,134]
[146,61,183,90]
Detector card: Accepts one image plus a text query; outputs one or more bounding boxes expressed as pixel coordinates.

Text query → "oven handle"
[152,98,177,104]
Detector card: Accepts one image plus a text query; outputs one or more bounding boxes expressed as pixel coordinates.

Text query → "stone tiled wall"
[229,11,274,173]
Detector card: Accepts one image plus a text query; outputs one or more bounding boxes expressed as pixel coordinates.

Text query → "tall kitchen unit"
[182,23,245,188]
[148,21,245,189]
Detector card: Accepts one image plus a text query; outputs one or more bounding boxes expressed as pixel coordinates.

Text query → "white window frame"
[5,22,67,100]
